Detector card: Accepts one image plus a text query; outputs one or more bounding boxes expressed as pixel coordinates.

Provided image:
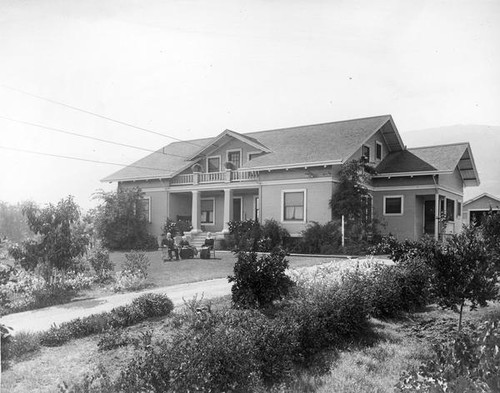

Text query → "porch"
[168,187,260,235]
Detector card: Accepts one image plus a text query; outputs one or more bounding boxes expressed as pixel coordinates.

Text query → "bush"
[284,268,373,360]
[228,219,262,252]
[1,330,41,368]
[368,258,433,319]
[397,317,500,392]
[259,219,290,252]
[87,246,114,282]
[298,221,342,254]
[162,218,193,237]
[38,293,174,347]
[97,328,130,351]
[228,249,295,308]
[122,250,150,279]
[112,271,148,292]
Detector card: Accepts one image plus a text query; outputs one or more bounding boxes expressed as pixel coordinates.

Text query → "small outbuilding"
[462,193,500,226]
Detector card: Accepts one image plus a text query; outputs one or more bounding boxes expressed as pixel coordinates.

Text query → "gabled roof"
[375,142,480,187]
[187,129,272,161]
[463,193,500,207]
[102,114,402,182]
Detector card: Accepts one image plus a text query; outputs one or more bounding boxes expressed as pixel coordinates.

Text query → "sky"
[0,0,499,210]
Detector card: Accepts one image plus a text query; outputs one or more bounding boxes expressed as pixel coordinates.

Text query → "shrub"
[298,221,341,254]
[87,246,114,282]
[228,249,294,308]
[397,317,500,392]
[112,271,147,292]
[259,219,290,251]
[162,218,193,237]
[97,328,130,351]
[39,324,72,347]
[123,250,150,279]
[369,258,433,319]
[228,219,262,252]
[371,234,439,263]
[131,293,174,319]
[1,331,41,367]
[285,268,373,360]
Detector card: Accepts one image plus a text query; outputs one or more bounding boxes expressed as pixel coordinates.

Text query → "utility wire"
[0,115,190,159]
[0,84,204,147]
[0,145,173,173]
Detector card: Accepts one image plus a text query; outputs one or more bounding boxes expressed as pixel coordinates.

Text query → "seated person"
[179,235,198,258]
[161,233,179,261]
[203,232,215,248]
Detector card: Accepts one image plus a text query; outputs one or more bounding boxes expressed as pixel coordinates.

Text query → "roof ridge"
[409,141,470,150]
[244,114,392,136]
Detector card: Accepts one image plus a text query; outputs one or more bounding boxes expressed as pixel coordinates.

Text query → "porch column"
[434,192,439,241]
[222,188,233,233]
[191,190,201,233]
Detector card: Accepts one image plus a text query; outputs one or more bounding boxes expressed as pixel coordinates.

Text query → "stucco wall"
[439,168,464,193]
[261,180,334,235]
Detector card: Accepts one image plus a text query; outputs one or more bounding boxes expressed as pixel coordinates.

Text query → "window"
[207,156,220,173]
[361,195,373,224]
[457,202,462,217]
[138,197,151,222]
[227,150,241,169]
[362,145,370,162]
[248,152,261,161]
[384,196,403,215]
[201,199,215,224]
[446,198,455,221]
[376,142,382,160]
[283,190,305,222]
[254,196,260,221]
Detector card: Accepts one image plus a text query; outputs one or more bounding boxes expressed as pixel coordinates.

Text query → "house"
[102,115,480,242]
[462,193,500,226]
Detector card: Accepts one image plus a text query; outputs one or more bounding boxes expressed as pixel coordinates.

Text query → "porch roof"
[375,142,480,187]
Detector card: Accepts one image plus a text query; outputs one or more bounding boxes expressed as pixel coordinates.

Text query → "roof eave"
[244,159,343,171]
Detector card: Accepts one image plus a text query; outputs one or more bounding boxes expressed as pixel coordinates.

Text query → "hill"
[401,125,500,202]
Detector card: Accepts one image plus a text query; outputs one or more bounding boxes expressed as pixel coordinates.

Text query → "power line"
[0,145,174,173]
[0,115,190,159]
[0,84,204,147]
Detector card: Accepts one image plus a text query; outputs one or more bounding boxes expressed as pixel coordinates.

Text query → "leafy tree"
[481,211,500,270]
[9,197,89,281]
[0,201,32,243]
[431,225,498,330]
[94,188,157,251]
[329,158,377,242]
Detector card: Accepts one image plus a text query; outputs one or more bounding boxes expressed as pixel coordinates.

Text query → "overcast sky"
[1,0,499,210]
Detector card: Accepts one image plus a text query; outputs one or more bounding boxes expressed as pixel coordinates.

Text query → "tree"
[329,158,377,242]
[0,201,32,243]
[94,188,157,251]
[431,225,499,330]
[10,196,89,280]
[481,211,500,270]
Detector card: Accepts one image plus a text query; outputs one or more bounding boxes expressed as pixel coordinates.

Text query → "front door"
[233,197,242,221]
[424,200,435,235]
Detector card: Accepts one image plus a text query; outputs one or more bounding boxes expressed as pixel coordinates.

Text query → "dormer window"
[227,150,241,169]
[362,145,370,162]
[376,142,382,160]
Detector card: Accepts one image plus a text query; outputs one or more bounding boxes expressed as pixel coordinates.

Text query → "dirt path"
[1,278,232,335]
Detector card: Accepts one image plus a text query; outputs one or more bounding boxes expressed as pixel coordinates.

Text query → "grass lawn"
[78,251,353,299]
[4,301,499,393]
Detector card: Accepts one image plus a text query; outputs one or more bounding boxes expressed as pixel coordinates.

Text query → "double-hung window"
[383,195,403,215]
[227,150,241,169]
[138,197,151,222]
[283,190,305,222]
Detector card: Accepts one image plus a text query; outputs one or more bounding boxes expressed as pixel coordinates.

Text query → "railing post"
[193,172,200,185]
[225,169,232,183]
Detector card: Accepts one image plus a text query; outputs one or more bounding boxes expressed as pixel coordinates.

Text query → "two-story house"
[102,115,480,242]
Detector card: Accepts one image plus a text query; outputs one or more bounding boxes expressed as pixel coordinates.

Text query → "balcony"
[170,169,259,186]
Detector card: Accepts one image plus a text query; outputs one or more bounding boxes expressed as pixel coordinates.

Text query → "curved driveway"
[1,278,232,335]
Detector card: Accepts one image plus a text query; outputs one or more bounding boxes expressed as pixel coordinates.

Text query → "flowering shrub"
[112,271,147,292]
[87,246,114,282]
[122,251,150,279]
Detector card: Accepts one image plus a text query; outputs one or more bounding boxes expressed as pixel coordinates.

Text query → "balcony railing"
[171,169,259,186]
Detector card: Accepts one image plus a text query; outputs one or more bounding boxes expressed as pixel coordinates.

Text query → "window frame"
[383,195,404,216]
[226,149,242,169]
[446,198,455,222]
[139,196,152,223]
[247,151,261,162]
[362,145,371,162]
[206,155,221,173]
[375,141,383,161]
[281,189,307,223]
[200,198,215,225]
